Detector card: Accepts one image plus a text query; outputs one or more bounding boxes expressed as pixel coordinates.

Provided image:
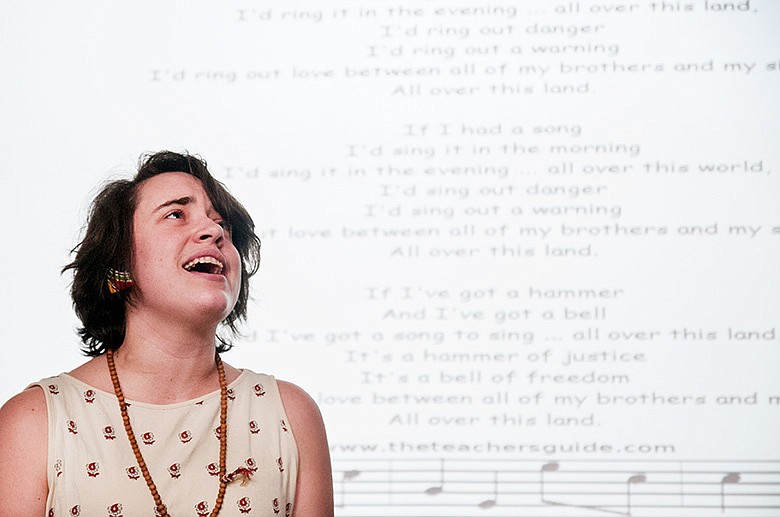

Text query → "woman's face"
[129,172,241,328]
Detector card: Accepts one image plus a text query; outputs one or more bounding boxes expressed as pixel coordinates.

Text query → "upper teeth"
[184,256,224,273]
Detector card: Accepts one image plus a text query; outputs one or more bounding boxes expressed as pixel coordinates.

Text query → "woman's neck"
[106,313,225,404]
[110,348,221,404]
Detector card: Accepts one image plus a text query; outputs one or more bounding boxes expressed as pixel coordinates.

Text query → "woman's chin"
[177,293,237,328]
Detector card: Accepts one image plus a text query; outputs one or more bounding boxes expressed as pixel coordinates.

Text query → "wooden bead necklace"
[107,348,229,517]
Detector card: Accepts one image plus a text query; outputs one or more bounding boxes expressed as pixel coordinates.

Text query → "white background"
[1,1,779,515]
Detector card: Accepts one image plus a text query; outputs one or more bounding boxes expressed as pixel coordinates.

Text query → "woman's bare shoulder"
[0,386,49,514]
[276,380,320,417]
[276,380,331,450]
[0,385,48,428]
[276,380,334,517]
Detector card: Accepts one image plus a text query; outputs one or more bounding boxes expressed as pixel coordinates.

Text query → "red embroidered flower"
[285,503,292,517]
[249,420,261,434]
[280,419,288,432]
[103,426,116,440]
[238,497,252,514]
[179,430,192,443]
[126,466,140,480]
[142,431,155,445]
[195,501,210,517]
[245,457,258,473]
[69,505,80,517]
[87,461,100,478]
[54,459,63,477]
[271,498,280,514]
[254,383,265,397]
[86,462,100,477]
[67,420,78,434]
[83,389,95,404]
[206,462,220,476]
[168,463,181,479]
[107,503,122,517]
[48,509,54,517]
[48,384,59,395]
[213,426,222,440]
[277,457,284,473]
[227,388,236,400]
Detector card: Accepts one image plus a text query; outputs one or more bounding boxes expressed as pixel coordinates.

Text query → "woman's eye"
[165,210,184,220]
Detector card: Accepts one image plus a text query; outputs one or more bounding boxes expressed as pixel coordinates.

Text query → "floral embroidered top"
[33,370,298,517]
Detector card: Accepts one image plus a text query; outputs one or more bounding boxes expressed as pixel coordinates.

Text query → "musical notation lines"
[332,458,780,516]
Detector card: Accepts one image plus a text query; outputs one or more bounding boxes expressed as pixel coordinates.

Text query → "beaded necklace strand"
[107,348,229,516]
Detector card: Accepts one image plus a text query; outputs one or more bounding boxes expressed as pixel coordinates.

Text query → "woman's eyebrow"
[153,196,193,213]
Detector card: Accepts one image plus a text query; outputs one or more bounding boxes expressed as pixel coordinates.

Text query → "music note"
[424,459,445,495]
[626,474,647,516]
[338,469,361,508]
[720,472,741,512]
[343,470,361,480]
[477,471,499,509]
[540,461,560,504]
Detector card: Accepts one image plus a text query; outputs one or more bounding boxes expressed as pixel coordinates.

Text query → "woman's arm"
[0,387,49,516]
[278,381,334,517]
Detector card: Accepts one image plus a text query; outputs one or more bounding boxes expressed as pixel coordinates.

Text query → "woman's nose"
[196,218,225,244]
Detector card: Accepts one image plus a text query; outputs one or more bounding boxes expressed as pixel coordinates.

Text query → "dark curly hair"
[63,151,261,356]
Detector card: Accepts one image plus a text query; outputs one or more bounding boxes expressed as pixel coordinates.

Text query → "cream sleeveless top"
[34,370,298,517]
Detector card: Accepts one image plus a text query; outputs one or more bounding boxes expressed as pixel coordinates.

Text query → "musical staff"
[331,458,780,516]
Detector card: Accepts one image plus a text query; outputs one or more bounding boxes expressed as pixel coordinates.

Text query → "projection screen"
[1,1,778,515]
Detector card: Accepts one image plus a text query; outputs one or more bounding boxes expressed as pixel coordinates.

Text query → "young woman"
[0,151,333,516]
